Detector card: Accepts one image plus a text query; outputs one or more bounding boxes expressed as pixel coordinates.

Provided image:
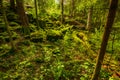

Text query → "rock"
[30,37,44,43]
[46,35,63,42]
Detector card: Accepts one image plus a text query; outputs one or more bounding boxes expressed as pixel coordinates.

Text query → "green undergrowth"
[0,10,120,80]
[0,24,120,80]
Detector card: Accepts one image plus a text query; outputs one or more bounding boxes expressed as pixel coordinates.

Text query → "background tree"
[71,0,75,17]
[91,0,118,80]
[16,0,30,35]
[0,0,2,8]
[86,6,93,30]
[10,0,16,11]
[61,0,64,24]
[34,0,39,29]
[2,0,15,50]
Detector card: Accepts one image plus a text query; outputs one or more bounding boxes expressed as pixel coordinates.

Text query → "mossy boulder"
[46,29,63,42]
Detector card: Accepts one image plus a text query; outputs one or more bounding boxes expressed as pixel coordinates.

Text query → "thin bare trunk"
[34,0,39,29]
[86,6,93,30]
[71,0,75,17]
[61,0,64,24]
[91,0,118,80]
[2,2,15,50]
[0,0,2,7]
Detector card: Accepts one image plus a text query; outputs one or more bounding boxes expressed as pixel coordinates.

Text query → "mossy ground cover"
[0,6,120,80]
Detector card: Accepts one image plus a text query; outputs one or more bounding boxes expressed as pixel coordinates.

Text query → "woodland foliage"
[0,0,120,80]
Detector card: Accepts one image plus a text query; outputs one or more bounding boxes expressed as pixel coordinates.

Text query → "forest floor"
[0,10,120,80]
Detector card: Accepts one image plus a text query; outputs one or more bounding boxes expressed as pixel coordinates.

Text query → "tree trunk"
[71,0,75,17]
[0,0,2,7]
[16,0,30,35]
[69,0,71,16]
[10,0,16,11]
[86,6,93,30]
[61,0,64,24]
[91,0,118,80]
[34,0,39,29]
[2,1,15,50]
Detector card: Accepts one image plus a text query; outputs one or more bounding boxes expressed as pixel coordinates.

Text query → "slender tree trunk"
[2,2,15,50]
[71,0,75,17]
[10,0,16,11]
[0,0,2,8]
[16,0,30,35]
[34,0,39,29]
[61,0,64,24]
[86,6,93,30]
[69,0,71,16]
[91,0,118,80]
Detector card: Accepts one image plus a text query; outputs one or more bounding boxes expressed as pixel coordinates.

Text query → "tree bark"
[71,0,75,17]
[91,0,118,80]
[61,0,64,24]
[86,6,93,30]
[34,0,39,29]
[16,0,30,35]
[10,0,16,11]
[0,0,2,8]
[2,1,15,50]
